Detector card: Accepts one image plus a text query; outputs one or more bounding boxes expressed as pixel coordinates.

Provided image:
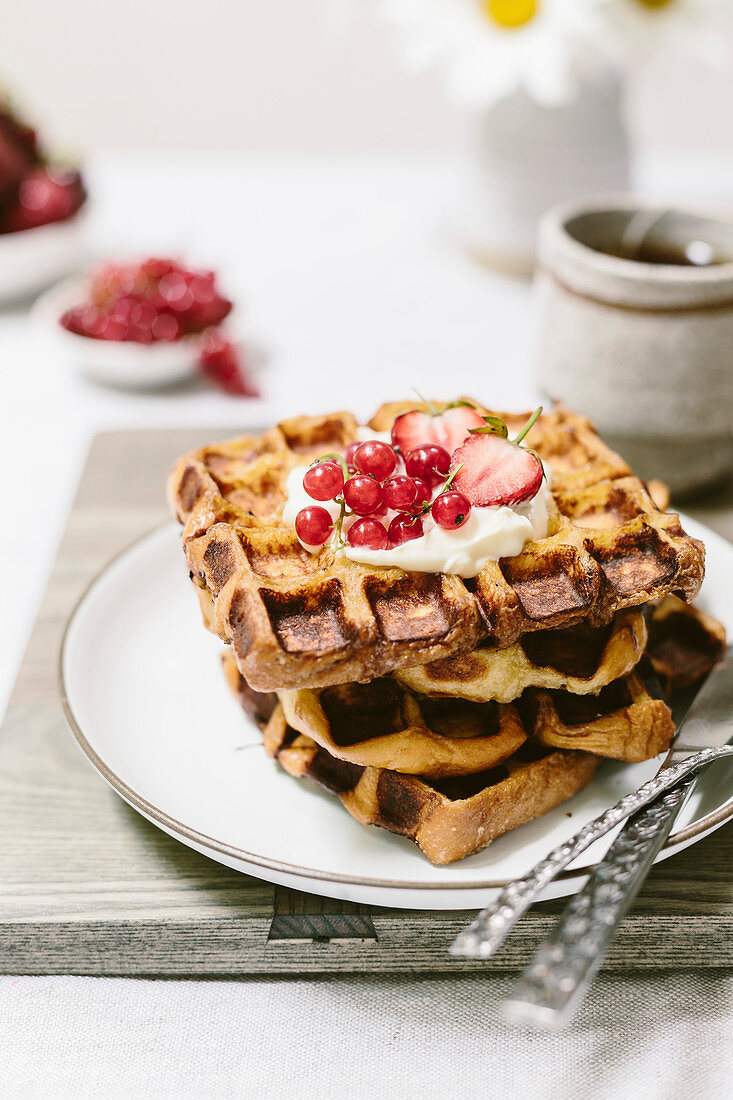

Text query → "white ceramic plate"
[32,276,206,389]
[60,518,733,910]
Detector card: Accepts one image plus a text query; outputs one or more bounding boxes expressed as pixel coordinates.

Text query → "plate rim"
[59,518,733,892]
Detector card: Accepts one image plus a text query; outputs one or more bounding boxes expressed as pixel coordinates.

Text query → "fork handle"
[501,774,695,1029]
[450,745,733,960]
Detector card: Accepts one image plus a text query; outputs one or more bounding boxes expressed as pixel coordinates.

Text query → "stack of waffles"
[168,402,724,864]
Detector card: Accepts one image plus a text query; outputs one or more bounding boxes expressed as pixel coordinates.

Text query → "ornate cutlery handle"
[450,745,733,960]
[501,774,695,1029]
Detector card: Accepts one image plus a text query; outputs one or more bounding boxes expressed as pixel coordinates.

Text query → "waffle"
[395,607,647,703]
[262,704,600,865]
[222,614,673,768]
[524,673,674,762]
[277,678,529,778]
[169,403,705,691]
[276,668,673,775]
[646,596,727,697]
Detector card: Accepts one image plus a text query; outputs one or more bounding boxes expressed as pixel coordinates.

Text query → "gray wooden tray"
[1,428,732,976]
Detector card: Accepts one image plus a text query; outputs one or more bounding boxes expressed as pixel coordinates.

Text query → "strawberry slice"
[450,433,543,507]
[391,404,485,456]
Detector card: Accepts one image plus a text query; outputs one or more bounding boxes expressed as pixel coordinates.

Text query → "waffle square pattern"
[168,402,704,692]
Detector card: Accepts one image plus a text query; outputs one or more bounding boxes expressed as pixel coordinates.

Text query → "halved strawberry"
[391,404,485,456]
[450,433,543,507]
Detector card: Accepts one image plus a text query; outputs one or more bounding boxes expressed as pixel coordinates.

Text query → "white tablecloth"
[3,972,732,1100]
[2,154,732,1099]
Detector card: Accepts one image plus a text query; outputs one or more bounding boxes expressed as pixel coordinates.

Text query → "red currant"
[344,442,360,470]
[159,272,194,314]
[343,475,384,516]
[347,518,389,550]
[353,440,397,481]
[199,334,259,396]
[303,461,344,502]
[383,475,417,511]
[142,258,175,280]
[295,506,334,546]
[65,257,234,345]
[405,445,451,487]
[388,513,424,545]
[411,476,432,508]
[99,317,127,341]
[151,313,180,341]
[431,491,472,530]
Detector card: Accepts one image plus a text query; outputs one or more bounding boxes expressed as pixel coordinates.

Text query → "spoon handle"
[450,745,733,960]
[501,774,695,1028]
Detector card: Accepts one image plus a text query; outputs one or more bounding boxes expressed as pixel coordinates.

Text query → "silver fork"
[451,650,733,971]
[501,771,697,1028]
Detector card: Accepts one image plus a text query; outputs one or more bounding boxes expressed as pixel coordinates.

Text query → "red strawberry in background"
[0,105,38,204]
[0,127,33,202]
[4,167,86,232]
[391,402,485,457]
[450,431,543,507]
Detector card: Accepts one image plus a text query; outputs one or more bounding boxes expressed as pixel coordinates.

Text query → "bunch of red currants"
[59,257,258,396]
[60,258,233,344]
[295,439,472,551]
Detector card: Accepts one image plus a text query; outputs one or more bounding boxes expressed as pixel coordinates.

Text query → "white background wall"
[1,0,732,158]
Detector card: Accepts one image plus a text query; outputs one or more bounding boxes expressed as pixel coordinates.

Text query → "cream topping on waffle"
[282,459,551,577]
[342,482,551,576]
[355,426,391,444]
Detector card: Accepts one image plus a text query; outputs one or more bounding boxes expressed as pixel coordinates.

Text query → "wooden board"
[1,428,732,976]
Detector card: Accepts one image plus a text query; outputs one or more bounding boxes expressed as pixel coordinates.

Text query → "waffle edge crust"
[263,704,600,866]
[219,598,724,866]
[222,649,675,864]
[168,402,705,692]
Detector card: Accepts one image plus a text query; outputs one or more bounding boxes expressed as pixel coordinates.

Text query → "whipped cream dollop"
[342,487,550,577]
[282,450,552,579]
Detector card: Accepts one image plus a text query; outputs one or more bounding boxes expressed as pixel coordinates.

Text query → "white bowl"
[0,211,90,303]
[32,275,211,389]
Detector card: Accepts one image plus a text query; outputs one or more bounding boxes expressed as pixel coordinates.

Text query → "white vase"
[462,75,632,276]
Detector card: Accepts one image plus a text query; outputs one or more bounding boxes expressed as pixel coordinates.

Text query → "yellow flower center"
[482,0,538,30]
[633,0,674,8]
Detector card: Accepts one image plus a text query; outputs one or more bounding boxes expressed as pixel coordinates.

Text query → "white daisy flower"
[370,0,615,109]
[601,0,733,67]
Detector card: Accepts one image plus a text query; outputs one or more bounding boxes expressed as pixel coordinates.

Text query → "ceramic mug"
[535,199,733,497]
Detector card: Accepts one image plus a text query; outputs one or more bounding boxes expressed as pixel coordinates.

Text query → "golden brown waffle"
[523,674,674,762]
[395,608,647,703]
[222,637,673,778]
[278,678,528,779]
[646,596,727,697]
[170,402,704,691]
[262,704,599,865]
[277,668,672,774]
[222,648,674,862]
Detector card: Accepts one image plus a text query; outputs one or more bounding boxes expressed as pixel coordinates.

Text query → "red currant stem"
[410,463,464,518]
[332,494,348,546]
[513,406,543,445]
[315,451,349,480]
[411,387,439,418]
[442,463,463,492]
